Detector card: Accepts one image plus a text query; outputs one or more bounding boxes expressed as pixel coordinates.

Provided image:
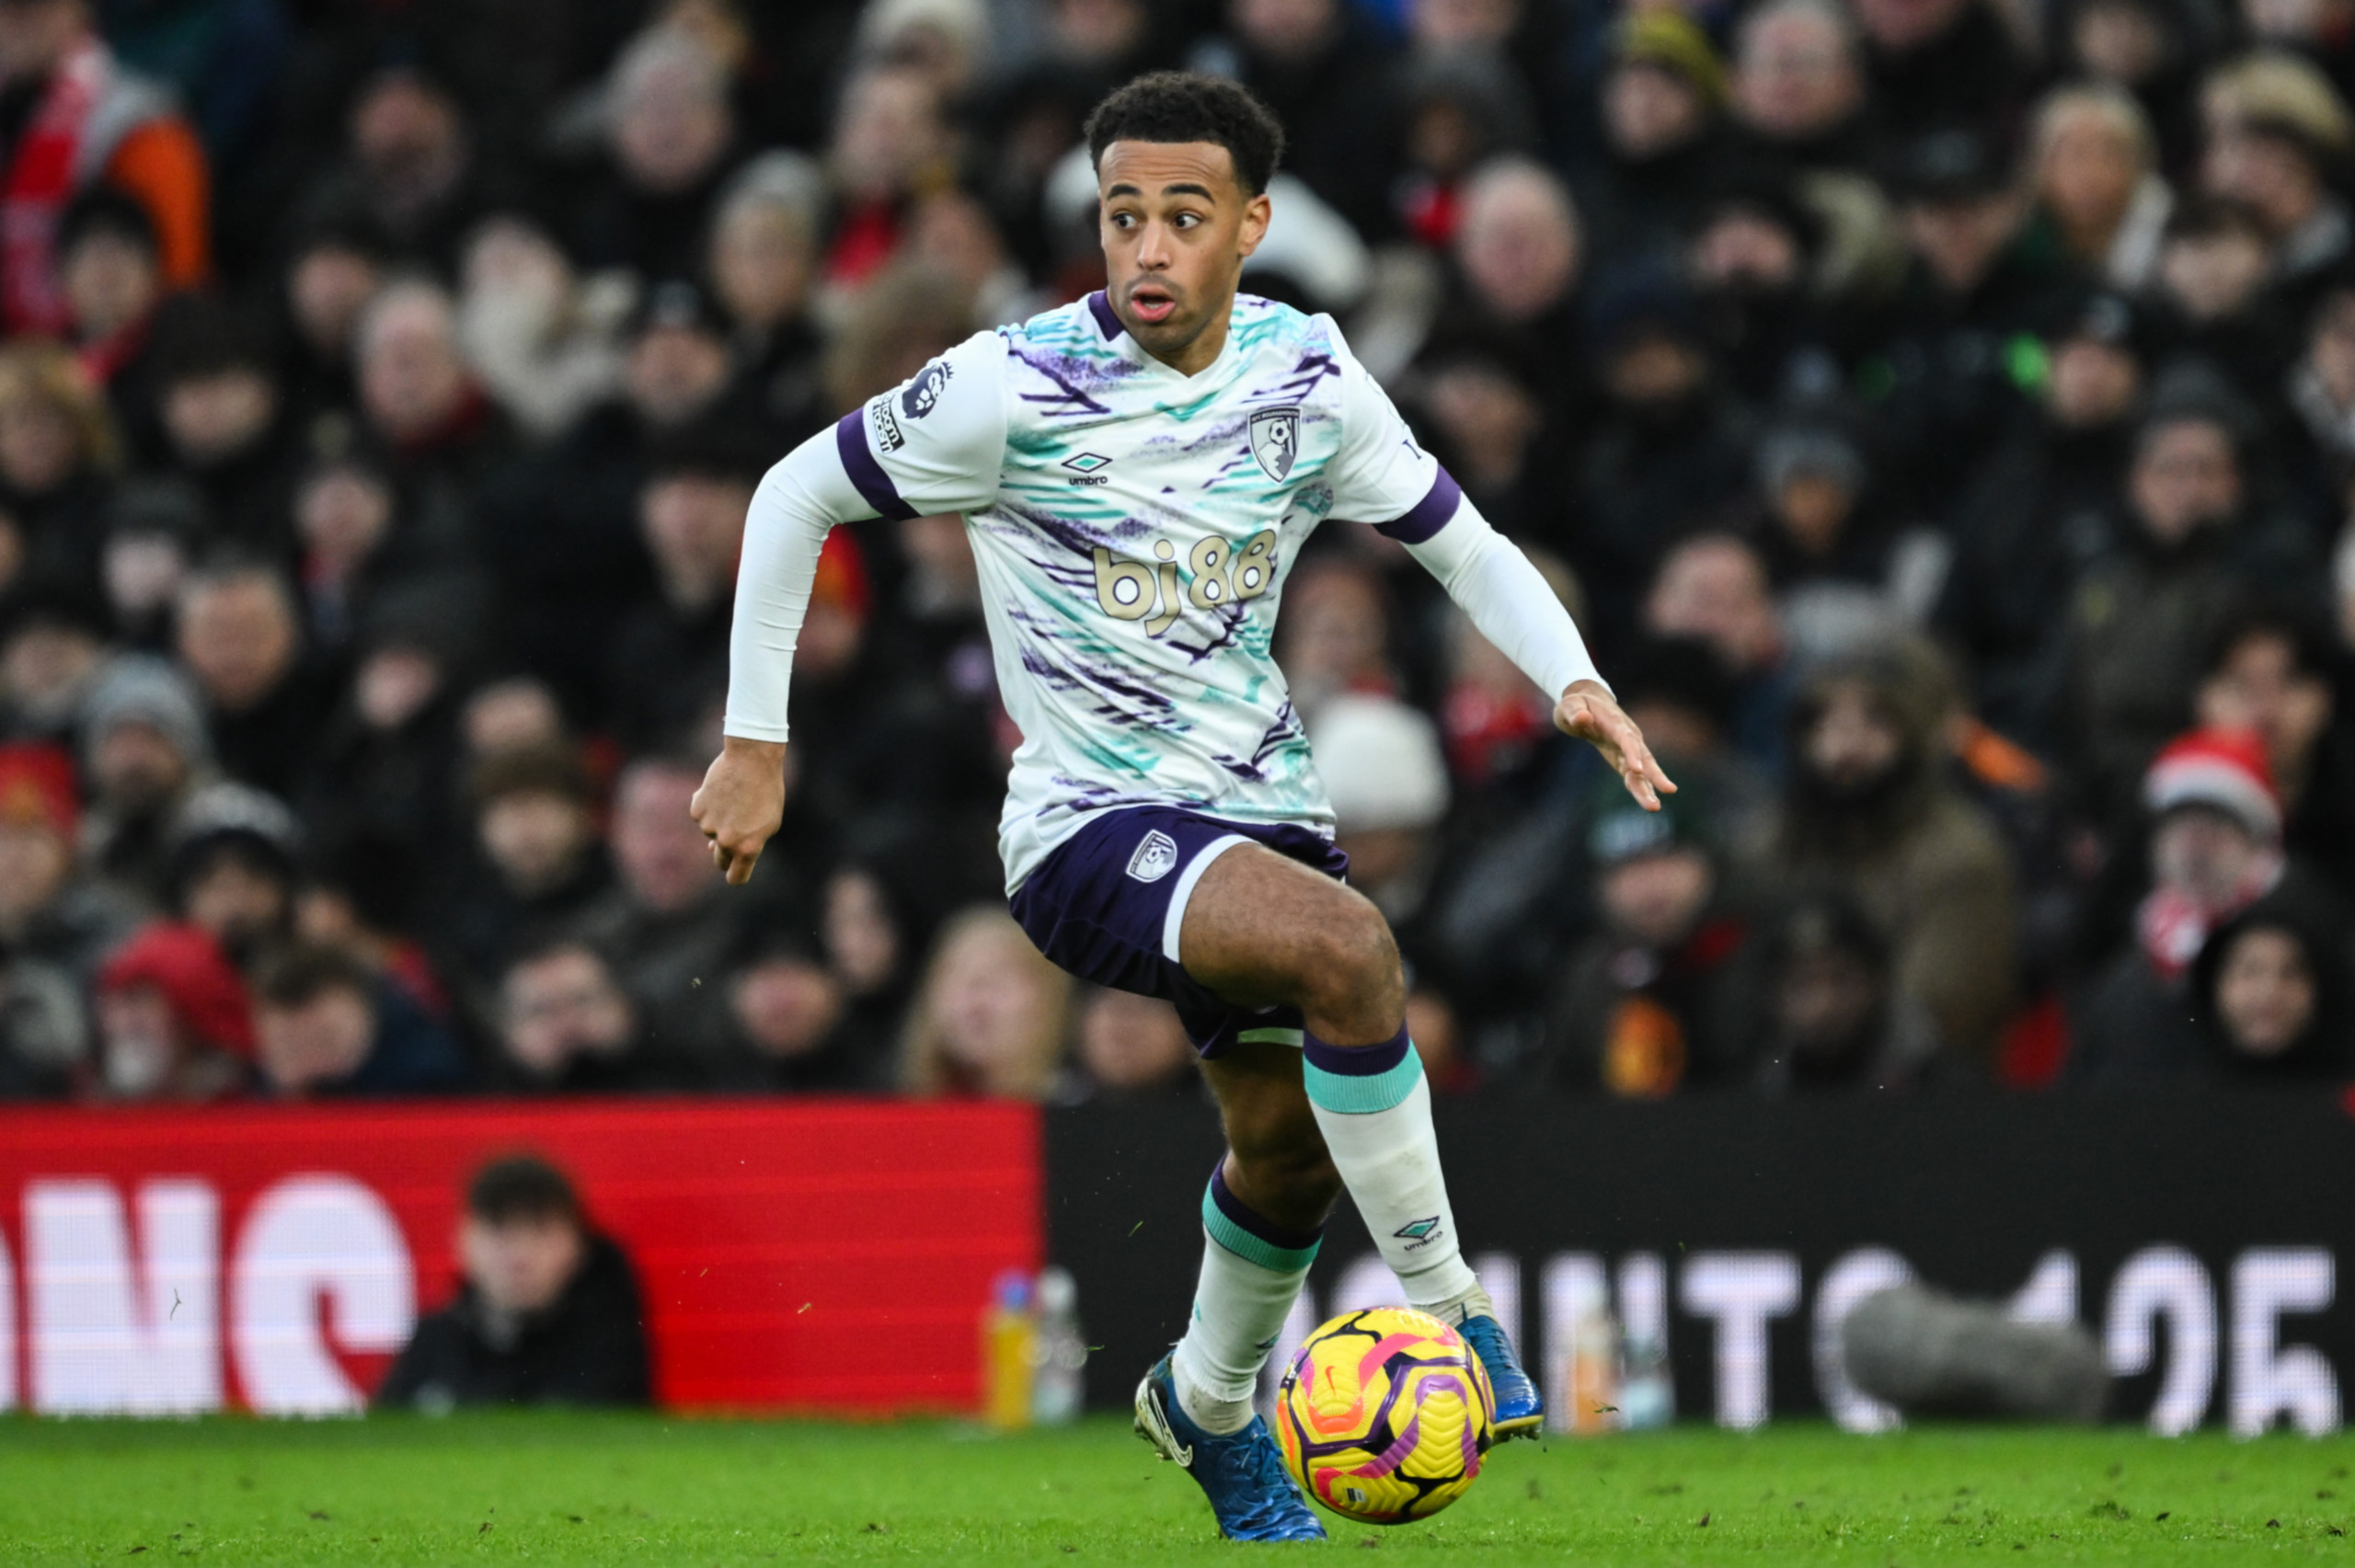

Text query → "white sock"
[1169,1162,1319,1436]
[1303,1025,1483,1316]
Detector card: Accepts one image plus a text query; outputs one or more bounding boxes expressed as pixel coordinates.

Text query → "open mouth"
[1127,283,1178,326]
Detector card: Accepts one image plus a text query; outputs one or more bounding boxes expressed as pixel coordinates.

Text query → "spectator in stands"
[0,740,135,974]
[57,188,167,459]
[2069,727,2320,1080]
[1750,893,1946,1092]
[98,477,200,649]
[377,1154,650,1409]
[2199,52,2354,291]
[900,907,1071,1100]
[0,338,118,598]
[1311,694,1450,927]
[820,855,940,1068]
[1731,0,1869,172]
[0,0,209,333]
[1275,556,1393,719]
[148,304,296,551]
[2194,601,2355,899]
[723,932,879,1093]
[1074,987,1198,1100]
[295,66,485,271]
[250,941,467,1097]
[445,741,611,996]
[454,215,629,443]
[354,279,508,493]
[78,655,209,907]
[278,218,382,423]
[567,26,741,285]
[572,755,740,1072]
[823,61,954,292]
[2062,365,2311,813]
[2029,84,2173,292]
[606,425,762,750]
[1937,290,2147,746]
[1582,13,1730,256]
[1747,638,2017,1064]
[167,780,303,971]
[493,938,667,1093]
[0,587,108,743]
[1644,533,1795,770]
[172,559,333,799]
[2188,885,2352,1080]
[1434,157,1587,426]
[86,921,248,1101]
[1854,0,2033,143]
[1537,776,1755,1095]
[708,152,826,440]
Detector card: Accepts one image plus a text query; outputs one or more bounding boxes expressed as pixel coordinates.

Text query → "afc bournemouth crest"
[1248,406,1299,482]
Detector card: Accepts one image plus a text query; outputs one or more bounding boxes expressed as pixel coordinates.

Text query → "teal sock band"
[1302,1041,1425,1115]
[1200,1168,1322,1273]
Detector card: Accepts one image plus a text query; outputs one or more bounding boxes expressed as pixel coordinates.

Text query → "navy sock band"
[1302,1022,1411,1076]
[1302,1022,1423,1114]
[1202,1160,1322,1271]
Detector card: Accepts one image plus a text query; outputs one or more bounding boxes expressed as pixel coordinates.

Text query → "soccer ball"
[1274,1307,1495,1525]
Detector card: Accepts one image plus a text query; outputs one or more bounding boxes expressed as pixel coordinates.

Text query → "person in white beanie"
[1308,692,1451,921]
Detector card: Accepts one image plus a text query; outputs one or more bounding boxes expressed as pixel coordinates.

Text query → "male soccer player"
[693,73,1672,1540]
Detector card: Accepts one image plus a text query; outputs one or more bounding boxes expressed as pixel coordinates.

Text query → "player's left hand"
[1554,679,1677,811]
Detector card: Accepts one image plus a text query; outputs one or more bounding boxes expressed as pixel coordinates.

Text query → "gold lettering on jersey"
[1091,531,1279,636]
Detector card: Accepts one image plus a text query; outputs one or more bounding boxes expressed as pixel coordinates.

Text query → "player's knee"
[1296,897,1402,1030]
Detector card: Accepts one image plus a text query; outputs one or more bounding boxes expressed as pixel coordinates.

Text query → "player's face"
[1097,140,1270,372]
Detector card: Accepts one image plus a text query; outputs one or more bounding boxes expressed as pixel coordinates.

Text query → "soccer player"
[693,73,1673,1540]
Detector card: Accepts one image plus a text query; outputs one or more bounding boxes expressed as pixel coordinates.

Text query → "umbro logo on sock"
[1394,1217,1442,1250]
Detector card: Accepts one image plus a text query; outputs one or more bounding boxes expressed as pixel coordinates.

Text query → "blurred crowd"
[0,0,2352,1109]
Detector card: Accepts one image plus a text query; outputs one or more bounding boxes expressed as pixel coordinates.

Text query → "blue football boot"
[1133,1355,1327,1541]
[1459,1314,1544,1441]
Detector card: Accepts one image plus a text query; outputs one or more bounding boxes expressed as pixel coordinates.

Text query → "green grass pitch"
[3,1413,2352,1564]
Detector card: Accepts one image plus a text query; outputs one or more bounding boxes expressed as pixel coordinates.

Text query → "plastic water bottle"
[1569,1300,1621,1435]
[1617,1333,1674,1430]
[1030,1266,1087,1425]
[982,1270,1036,1430]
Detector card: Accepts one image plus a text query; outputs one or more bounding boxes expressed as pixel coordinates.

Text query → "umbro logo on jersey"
[1248,406,1299,482]
[1127,830,1179,883]
[1063,452,1112,486]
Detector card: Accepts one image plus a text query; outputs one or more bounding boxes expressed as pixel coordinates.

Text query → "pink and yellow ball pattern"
[1274,1307,1496,1525]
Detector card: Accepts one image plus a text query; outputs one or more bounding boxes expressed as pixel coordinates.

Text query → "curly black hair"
[1083,71,1285,197]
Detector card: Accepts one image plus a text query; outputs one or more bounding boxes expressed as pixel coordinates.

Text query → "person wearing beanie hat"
[88,921,254,1103]
[2068,725,2347,1083]
[1534,768,1759,1096]
[1591,17,1733,254]
[169,780,303,965]
[1308,693,1451,924]
[80,654,213,893]
[0,739,141,984]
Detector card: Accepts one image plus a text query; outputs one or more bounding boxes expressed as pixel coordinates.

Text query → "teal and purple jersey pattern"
[834,292,1456,890]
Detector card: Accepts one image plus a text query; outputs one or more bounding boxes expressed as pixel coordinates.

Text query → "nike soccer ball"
[1275,1307,1495,1525]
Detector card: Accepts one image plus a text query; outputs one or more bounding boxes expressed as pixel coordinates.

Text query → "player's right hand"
[691,737,788,886]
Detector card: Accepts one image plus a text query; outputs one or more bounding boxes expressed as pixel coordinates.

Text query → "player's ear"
[1236,189,1272,259]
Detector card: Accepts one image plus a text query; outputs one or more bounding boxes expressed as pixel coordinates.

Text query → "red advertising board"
[0,1099,1041,1415]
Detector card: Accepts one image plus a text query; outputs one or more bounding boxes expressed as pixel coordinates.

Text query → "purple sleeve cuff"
[834,410,915,521]
[1373,467,1463,544]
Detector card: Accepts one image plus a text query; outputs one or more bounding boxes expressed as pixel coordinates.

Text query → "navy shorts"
[1009,807,1350,1059]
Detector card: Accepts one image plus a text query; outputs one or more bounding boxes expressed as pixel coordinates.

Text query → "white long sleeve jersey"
[726,291,1603,892]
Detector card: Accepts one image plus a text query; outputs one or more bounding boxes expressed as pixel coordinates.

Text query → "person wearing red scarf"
[0,0,207,336]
